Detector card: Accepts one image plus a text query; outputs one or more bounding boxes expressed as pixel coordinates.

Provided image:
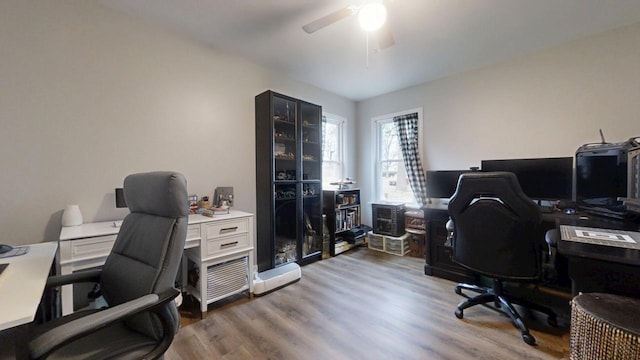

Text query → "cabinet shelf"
[274,119,295,125]
[337,204,360,210]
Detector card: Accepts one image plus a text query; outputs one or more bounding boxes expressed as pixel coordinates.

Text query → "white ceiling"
[98,0,640,101]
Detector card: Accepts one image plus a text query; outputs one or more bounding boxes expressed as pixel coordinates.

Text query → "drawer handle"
[219,226,239,234]
[220,241,239,248]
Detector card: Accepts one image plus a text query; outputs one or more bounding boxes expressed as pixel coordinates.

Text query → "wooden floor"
[166,247,571,359]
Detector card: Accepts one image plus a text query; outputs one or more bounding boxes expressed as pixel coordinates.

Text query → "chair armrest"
[545,228,560,249]
[45,269,102,288]
[542,229,561,284]
[29,289,179,359]
[444,219,454,248]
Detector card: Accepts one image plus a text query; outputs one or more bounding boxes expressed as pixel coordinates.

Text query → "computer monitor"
[426,170,471,199]
[575,148,628,208]
[480,157,573,201]
[115,188,127,208]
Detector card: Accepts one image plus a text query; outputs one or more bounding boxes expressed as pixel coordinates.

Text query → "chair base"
[454,280,557,346]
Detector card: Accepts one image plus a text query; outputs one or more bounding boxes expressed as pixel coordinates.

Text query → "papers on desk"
[560,225,640,250]
[0,246,29,259]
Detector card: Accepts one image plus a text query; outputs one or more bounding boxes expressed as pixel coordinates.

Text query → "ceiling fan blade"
[375,21,395,50]
[302,6,357,34]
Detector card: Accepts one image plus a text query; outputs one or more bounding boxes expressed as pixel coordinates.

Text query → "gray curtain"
[393,113,428,206]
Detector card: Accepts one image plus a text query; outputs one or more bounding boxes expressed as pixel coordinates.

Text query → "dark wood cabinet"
[423,205,476,283]
[255,90,323,272]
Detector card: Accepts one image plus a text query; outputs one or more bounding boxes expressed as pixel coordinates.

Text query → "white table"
[0,242,57,331]
[0,242,57,360]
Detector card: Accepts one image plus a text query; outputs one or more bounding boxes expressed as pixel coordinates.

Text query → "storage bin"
[384,233,410,256]
[368,232,385,252]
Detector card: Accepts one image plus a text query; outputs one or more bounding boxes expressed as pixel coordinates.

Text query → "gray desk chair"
[447,172,557,345]
[29,171,189,360]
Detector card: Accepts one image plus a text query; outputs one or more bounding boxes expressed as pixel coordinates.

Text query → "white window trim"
[371,108,424,203]
[323,112,346,187]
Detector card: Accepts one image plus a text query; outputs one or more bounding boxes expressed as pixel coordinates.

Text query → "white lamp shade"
[62,204,83,227]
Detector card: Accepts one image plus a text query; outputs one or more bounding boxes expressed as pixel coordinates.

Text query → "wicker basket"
[570,293,640,359]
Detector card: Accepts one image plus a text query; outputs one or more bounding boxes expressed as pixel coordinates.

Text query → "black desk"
[549,211,640,297]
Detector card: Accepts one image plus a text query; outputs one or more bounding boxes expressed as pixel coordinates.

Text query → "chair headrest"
[123,171,188,218]
[450,171,540,221]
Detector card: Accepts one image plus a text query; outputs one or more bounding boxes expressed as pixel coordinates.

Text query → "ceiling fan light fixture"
[358,2,387,32]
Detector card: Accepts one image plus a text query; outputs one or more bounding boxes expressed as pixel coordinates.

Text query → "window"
[322,114,344,188]
[374,110,422,205]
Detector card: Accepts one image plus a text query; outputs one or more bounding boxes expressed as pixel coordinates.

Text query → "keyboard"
[580,206,627,219]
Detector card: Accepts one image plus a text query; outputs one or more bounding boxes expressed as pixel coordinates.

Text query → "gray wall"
[3,1,640,245]
[0,0,356,245]
[356,22,640,223]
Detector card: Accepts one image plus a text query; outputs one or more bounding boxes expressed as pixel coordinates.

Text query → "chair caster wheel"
[522,333,536,346]
[455,308,463,319]
[547,316,558,327]
[455,287,462,295]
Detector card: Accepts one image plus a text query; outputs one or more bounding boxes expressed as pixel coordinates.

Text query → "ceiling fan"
[302,1,395,51]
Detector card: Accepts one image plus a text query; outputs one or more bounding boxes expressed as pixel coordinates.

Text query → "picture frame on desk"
[214,187,234,207]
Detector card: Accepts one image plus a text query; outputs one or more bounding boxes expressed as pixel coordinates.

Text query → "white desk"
[59,211,254,316]
[0,242,57,331]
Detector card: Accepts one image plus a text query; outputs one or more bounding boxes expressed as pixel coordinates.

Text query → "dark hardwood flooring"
[167,247,571,359]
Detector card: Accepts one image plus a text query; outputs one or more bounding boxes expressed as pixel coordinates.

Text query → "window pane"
[377,120,415,204]
[322,116,343,188]
[323,121,339,161]
[322,161,341,185]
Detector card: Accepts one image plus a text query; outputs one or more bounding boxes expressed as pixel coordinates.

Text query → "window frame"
[322,113,346,189]
[372,108,424,204]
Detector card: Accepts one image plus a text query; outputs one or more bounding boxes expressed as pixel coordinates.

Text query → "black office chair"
[28,171,189,359]
[447,172,556,345]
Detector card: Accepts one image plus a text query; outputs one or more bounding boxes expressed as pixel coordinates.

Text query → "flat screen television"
[480,157,573,201]
[426,170,471,199]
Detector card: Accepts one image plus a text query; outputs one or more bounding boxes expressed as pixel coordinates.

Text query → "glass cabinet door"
[300,102,321,181]
[274,183,298,266]
[272,95,298,267]
[302,183,322,259]
[300,101,322,260]
[273,96,297,182]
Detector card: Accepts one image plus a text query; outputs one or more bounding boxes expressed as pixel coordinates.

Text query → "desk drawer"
[68,235,117,262]
[204,218,249,240]
[187,224,201,240]
[185,224,201,248]
[204,233,250,257]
